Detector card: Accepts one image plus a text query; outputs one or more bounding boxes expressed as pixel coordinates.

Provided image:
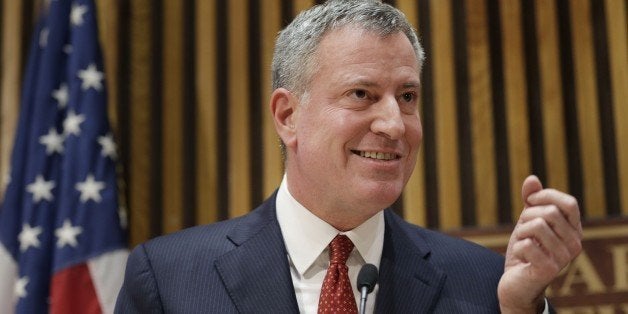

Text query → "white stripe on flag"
[0,243,17,314]
[87,249,129,314]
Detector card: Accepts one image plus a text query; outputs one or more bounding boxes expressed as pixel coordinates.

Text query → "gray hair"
[271,0,425,96]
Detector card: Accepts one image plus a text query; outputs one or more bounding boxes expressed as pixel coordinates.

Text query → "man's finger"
[508,237,561,281]
[513,216,579,267]
[518,205,583,246]
[526,190,582,234]
[521,175,543,208]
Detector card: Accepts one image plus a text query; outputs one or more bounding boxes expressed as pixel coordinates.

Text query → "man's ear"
[270,88,298,148]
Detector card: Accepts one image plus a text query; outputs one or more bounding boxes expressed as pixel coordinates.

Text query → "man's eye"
[352,90,367,99]
[401,92,415,102]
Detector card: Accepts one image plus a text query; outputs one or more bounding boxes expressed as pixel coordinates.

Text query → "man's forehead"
[315,27,420,67]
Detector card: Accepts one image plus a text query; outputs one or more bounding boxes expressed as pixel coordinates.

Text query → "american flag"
[0,0,128,313]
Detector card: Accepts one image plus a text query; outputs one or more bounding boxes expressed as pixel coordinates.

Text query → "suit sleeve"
[114,244,164,313]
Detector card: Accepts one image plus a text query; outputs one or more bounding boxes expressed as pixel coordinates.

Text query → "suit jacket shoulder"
[115,193,300,313]
[376,210,504,313]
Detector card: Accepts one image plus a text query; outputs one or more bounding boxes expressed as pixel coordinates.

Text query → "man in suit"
[115,1,582,313]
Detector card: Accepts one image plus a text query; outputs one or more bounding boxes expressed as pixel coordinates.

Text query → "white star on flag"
[18,224,43,252]
[52,83,69,109]
[39,128,65,155]
[25,175,56,203]
[75,174,105,203]
[14,277,29,299]
[63,110,86,136]
[77,63,104,91]
[70,4,88,26]
[55,219,82,248]
[98,133,117,159]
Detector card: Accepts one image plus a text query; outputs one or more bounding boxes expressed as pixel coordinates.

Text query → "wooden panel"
[535,0,569,193]
[500,0,530,221]
[397,0,419,28]
[293,0,315,17]
[606,0,628,215]
[95,0,119,132]
[431,0,461,230]
[398,0,426,227]
[0,0,23,200]
[403,153,426,226]
[228,0,251,218]
[467,0,497,227]
[195,0,219,224]
[128,0,153,246]
[570,0,606,218]
[162,0,184,233]
[262,0,284,199]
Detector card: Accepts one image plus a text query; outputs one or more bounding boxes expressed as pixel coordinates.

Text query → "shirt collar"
[276,175,385,276]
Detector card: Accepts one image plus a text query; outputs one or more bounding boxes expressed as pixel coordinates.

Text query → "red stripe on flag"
[50,263,102,314]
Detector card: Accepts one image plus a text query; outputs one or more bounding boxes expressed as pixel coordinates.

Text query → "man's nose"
[370,97,405,140]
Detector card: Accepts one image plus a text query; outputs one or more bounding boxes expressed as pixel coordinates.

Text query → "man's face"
[284,27,423,228]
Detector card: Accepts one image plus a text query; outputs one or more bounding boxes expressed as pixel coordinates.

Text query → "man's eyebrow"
[402,82,421,88]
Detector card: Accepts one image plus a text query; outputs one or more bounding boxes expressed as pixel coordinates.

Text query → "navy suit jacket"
[115,193,505,313]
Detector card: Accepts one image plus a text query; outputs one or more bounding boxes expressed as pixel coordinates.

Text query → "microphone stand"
[359,286,369,314]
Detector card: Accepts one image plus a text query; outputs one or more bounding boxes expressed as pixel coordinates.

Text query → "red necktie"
[318,235,358,314]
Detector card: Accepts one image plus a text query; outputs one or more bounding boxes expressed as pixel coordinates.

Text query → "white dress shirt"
[276,177,384,314]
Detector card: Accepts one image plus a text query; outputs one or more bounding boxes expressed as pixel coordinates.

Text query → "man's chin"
[355,182,404,208]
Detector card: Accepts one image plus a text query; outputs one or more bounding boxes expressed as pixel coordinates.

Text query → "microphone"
[357,263,378,314]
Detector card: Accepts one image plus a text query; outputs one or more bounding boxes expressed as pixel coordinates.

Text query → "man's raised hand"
[498,175,583,313]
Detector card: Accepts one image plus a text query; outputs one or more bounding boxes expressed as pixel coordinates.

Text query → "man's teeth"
[359,151,396,160]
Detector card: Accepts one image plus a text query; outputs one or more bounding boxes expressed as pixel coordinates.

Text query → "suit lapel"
[214,195,299,313]
[375,210,447,313]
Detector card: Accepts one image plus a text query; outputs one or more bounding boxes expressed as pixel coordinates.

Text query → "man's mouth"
[352,150,400,160]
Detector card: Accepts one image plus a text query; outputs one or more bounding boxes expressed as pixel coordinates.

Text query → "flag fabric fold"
[0,0,128,313]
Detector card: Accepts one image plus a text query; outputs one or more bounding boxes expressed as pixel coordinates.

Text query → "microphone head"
[357,263,378,293]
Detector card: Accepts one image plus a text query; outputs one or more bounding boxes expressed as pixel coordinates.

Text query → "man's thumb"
[521,175,543,207]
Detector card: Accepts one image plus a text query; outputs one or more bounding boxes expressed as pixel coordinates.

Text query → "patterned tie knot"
[329,234,354,265]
